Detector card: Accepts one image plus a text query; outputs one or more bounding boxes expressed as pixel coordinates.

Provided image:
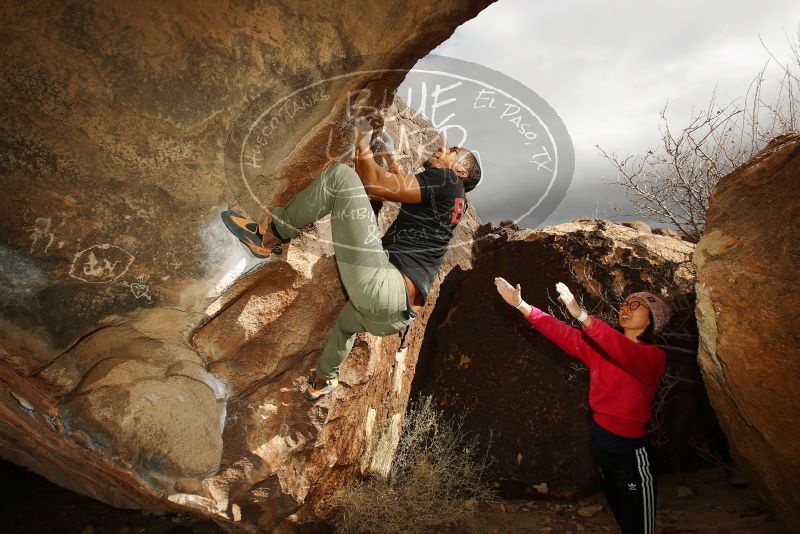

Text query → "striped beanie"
[626,291,671,334]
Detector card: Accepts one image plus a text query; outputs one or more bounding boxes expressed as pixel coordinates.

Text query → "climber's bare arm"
[353,118,423,204]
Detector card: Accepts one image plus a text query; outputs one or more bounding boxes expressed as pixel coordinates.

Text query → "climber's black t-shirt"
[382,167,466,304]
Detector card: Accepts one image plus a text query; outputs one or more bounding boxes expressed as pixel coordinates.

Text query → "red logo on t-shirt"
[450,197,465,224]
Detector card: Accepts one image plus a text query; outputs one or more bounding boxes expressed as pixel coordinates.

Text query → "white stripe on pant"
[635,447,655,534]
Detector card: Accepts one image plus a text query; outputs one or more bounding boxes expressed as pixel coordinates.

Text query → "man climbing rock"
[222,116,481,401]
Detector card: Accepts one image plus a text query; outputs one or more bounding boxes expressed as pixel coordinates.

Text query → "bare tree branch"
[598,23,800,242]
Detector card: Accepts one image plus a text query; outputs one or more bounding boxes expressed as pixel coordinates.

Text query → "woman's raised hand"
[494,277,522,307]
[555,282,583,320]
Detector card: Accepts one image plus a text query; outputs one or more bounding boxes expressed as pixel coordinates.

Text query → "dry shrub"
[598,22,800,242]
[331,396,496,534]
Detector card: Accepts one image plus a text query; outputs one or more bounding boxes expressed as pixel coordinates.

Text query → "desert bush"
[331,396,496,534]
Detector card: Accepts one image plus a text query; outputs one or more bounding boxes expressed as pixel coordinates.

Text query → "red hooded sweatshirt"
[526,306,666,438]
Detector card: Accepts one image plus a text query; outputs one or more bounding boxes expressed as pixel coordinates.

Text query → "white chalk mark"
[119,275,154,303]
[27,217,55,254]
[69,244,134,283]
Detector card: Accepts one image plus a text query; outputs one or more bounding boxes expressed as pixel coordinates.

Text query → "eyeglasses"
[621,295,656,311]
[621,299,644,310]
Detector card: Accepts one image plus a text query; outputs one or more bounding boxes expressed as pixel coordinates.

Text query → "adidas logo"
[628,483,638,491]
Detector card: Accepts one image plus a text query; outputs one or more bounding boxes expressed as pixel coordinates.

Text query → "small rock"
[728,468,748,487]
[652,227,683,240]
[621,220,652,233]
[577,504,604,518]
[677,485,694,497]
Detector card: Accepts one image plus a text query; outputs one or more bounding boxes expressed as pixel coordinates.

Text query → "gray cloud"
[417,0,800,227]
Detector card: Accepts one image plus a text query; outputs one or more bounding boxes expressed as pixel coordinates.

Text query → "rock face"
[693,132,800,530]
[0,1,492,531]
[412,219,707,498]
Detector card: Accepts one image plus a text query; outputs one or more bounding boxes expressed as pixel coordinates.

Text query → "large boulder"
[412,219,709,498]
[693,132,800,530]
[0,1,492,531]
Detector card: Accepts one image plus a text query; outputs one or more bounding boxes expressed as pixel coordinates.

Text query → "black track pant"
[591,439,657,534]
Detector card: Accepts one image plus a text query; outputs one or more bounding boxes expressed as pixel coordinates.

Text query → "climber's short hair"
[458,149,482,192]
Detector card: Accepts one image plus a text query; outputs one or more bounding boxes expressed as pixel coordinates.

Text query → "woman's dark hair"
[614,309,658,344]
[637,310,658,344]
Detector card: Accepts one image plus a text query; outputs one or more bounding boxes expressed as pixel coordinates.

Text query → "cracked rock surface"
[693,132,800,531]
[0,1,492,530]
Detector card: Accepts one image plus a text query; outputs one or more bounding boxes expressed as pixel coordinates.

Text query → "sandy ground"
[0,460,790,533]
[461,468,790,534]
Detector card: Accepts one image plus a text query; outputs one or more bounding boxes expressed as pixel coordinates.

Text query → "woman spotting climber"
[494,276,670,534]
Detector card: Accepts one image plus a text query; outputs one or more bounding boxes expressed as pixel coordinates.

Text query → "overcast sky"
[416,0,800,228]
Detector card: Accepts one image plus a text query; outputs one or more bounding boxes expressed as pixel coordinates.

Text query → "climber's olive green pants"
[271,163,414,380]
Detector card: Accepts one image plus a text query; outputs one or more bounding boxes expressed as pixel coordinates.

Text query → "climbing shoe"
[304,373,338,402]
[221,209,288,259]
